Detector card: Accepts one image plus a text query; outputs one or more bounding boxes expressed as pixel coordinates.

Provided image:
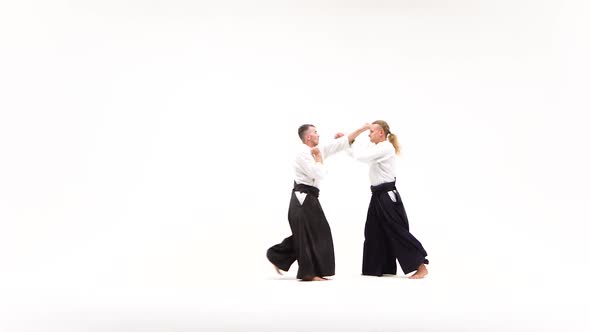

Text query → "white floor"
[2,264,587,332]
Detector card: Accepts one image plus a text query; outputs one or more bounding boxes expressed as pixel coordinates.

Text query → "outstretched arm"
[347,123,371,144]
[323,123,371,158]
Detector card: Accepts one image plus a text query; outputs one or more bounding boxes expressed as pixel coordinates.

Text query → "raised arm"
[322,123,372,158]
[347,123,371,144]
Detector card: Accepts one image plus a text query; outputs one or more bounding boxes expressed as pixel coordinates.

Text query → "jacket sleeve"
[295,149,327,182]
[351,141,393,163]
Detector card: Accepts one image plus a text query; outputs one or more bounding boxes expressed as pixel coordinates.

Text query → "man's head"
[298,124,320,147]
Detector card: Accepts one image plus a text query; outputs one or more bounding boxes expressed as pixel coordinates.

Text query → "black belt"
[293,182,320,198]
[370,180,396,194]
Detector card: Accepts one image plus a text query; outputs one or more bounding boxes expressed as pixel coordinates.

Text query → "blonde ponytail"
[372,120,401,155]
[388,132,401,155]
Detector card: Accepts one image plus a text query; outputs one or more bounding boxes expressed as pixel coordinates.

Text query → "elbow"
[314,171,327,181]
[312,167,327,180]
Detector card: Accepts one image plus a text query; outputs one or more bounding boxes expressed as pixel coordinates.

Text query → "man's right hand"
[311,147,323,162]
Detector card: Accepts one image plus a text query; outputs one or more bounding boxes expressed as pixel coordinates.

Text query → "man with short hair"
[267,124,367,281]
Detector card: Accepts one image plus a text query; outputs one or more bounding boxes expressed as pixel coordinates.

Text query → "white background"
[1,1,589,331]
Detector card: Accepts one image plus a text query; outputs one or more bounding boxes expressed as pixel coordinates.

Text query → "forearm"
[313,154,323,164]
[297,151,326,181]
[348,124,370,144]
[308,161,326,180]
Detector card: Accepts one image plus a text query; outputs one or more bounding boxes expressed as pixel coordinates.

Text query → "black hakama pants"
[362,181,429,276]
[267,183,335,280]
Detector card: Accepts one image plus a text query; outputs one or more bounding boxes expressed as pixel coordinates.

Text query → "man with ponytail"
[267,123,368,281]
[350,120,429,279]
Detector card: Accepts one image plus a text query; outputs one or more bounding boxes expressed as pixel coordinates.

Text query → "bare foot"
[272,264,283,275]
[409,264,428,279]
[301,276,327,281]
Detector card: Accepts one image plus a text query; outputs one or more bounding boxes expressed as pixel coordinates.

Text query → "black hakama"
[362,181,429,276]
[267,183,335,280]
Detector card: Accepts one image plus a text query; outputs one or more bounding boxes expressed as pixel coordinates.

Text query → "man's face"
[368,124,384,143]
[305,126,320,146]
